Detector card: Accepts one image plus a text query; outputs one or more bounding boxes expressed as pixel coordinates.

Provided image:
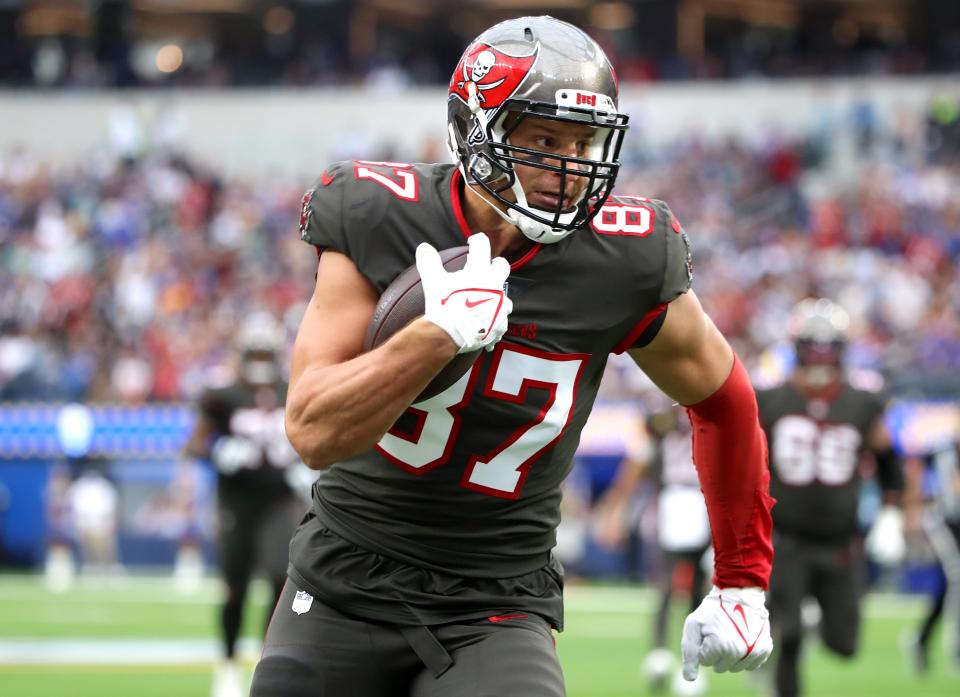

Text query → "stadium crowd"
[0,93,958,405]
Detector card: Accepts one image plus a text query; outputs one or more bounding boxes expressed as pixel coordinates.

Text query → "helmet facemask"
[447,17,629,244]
[462,99,627,243]
[788,298,850,389]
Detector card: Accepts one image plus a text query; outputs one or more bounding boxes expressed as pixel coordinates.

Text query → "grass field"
[0,573,956,697]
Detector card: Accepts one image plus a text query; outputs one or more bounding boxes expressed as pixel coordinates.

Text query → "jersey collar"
[449,167,544,271]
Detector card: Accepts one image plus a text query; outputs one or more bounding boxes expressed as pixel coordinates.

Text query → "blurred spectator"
[0,91,958,404]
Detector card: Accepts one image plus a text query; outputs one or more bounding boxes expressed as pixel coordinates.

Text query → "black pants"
[250,580,565,697]
[217,494,302,658]
[917,515,960,660]
[769,533,862,697]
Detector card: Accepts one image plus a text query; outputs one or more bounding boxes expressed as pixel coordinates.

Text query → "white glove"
[865,505,905,566]
[681,586,773,681]
[416,233,512,354]
[211,435,260,475]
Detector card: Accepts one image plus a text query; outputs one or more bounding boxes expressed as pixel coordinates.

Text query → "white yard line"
[0,638,262,666]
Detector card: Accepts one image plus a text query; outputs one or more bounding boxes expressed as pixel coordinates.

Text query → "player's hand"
[865,505,905,566]
[211,435,260,474]
[416,233,512,354]
[680,586,772,681]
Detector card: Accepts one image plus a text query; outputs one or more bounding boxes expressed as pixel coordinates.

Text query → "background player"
[905,440,960,673]
[757,297,905,697]
[184,311,306,697]
[254,16,775,697]
[596,404,712,695]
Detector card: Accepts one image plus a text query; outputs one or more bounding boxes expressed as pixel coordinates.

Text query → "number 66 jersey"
[289,160,691,628]
[756,380,887,543]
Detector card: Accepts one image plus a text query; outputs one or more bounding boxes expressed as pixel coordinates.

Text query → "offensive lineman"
[757,298,905,697]
[184,312,306,697]
[253,16,775,697]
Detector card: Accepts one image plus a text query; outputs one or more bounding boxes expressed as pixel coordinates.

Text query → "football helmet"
[447,16,628,244]
[788,298,849,387]
[236,311,284,385]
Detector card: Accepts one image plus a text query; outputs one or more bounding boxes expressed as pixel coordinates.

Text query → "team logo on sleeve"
[298,188,314,240]
[448,42,538,108]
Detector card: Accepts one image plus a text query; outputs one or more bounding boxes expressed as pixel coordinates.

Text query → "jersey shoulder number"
[592,195,692,305]
[299,160,426,255]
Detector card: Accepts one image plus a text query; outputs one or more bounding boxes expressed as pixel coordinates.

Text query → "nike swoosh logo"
[488,613,528,623]
[321,171,336,186]
[734,603,748,628]
[721,597,766,660]
[465,297,493,308]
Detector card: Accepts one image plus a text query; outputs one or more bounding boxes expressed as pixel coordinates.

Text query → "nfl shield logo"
[291,590,314,615]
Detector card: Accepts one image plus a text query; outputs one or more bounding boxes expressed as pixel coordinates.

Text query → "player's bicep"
[627,290,733,406]
[289,250,378,386]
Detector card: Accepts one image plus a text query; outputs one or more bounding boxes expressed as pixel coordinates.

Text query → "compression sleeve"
[686,355,775,590]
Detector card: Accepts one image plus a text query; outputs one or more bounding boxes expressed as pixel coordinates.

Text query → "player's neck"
[461,180,535,262]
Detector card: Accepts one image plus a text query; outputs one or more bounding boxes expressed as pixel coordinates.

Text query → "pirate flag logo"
[448,42,539,109]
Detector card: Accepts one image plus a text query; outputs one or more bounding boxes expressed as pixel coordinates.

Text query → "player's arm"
[867,416,903,505]
[629,289,773,589]
[630,290,775,678]
[285,249,459,470]
[183,412,215,460]
[864,413,906,565]
[594,446,651,549]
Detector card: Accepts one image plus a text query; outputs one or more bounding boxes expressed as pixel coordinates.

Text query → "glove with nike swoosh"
[416,232,513,354]
[680,586,773,681]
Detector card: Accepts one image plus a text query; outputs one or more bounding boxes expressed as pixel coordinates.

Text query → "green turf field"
[0,574,955,697]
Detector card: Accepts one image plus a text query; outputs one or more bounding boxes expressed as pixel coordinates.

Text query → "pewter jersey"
[200,380,296,502]
[756,381,886,541]
[290,161,690,622]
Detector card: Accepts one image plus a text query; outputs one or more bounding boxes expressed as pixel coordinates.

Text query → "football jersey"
[756,381,886,541]
[199,380,297,502]
[291,161,690,602]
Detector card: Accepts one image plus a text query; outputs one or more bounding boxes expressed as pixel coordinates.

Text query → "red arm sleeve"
[686,355,775,589]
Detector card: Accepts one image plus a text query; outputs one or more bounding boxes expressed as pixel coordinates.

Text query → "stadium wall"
[1,75,956,179]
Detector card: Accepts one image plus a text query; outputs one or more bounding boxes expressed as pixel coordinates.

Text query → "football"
[363,246,480,403]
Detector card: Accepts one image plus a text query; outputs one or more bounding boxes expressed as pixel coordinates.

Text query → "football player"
[184,311,306,697]
[757,298,905,697]
[596,405,713,694]
[906,441,960,673]
[253,17,775,697]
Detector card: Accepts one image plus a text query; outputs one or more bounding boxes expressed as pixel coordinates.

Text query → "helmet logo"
[449,42,538,108]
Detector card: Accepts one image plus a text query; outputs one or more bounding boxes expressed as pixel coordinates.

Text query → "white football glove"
[681,586,773,682]
[416,233,512,354]
[865,505,905,566]
[210,435,260,475]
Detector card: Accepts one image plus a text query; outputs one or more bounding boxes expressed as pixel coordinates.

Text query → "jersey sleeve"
[613,198,693,352]
[650,199,693,304]
[299,161,350,254]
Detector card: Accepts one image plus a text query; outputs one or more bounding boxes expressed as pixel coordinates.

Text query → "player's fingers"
[697,634,724,667]
[741,650,767,672]
[415,243,443,284]
[490,256,510,284]
[680,617,702,681]
[465,232,492,272]
[710,648,740,674]
[726,656,748,673]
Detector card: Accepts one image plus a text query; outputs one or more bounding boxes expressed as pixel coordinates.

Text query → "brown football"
[363,246,480,403]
